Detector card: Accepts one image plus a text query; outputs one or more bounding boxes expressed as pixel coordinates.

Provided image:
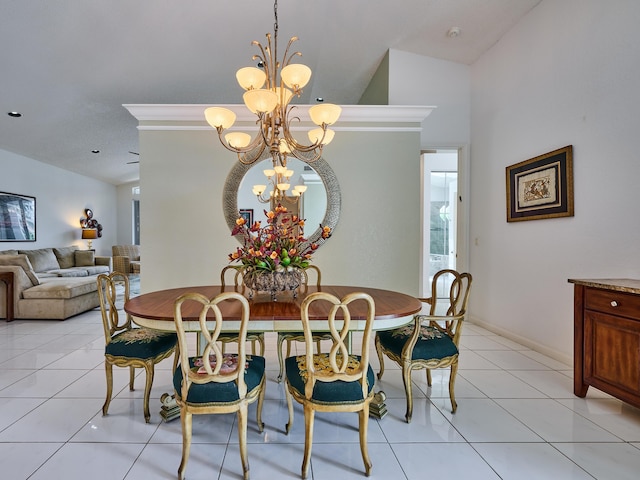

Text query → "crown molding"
[123,104,435,126]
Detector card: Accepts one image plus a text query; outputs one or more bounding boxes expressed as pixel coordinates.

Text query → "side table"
[0,271,14,322]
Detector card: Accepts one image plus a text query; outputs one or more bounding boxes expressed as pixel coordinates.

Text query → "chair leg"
[358,404,372,476]
[172,345,180,373]
[237,403,250,480]
[426,368,432,386]
[374,335,385,380]
[129,365,136,390]
[256,377,266,432]
[102,361,114,416]
[284,380,294,434]
[449,361,459,413]
[402,363,414,423]
[301,404,315,480]
[178,410,192,480]
[257,334,265,356]
[142,362,155,423]
[276,334,286,383]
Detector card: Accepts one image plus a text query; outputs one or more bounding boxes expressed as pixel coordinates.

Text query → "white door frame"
[419,145,470,297]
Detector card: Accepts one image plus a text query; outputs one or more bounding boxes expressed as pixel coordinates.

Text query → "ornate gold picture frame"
[506,145,574,222]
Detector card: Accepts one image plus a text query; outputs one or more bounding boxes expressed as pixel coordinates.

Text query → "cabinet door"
[584,310,640,400]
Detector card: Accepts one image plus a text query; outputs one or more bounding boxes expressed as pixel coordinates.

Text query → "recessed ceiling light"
[7,111,22,118]
[91,150,100,154]
[447,26,461,38]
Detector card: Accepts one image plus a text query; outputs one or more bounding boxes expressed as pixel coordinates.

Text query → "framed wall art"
[506,145,574,222]
[0,191,36,241]
[239,208,253,226]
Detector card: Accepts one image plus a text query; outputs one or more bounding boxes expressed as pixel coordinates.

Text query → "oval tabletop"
[125,285,422,333]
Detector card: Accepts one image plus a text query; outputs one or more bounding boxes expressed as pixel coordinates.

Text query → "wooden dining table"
[125,284,422,333]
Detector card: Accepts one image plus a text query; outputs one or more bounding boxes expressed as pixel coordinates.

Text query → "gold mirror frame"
[223,152,341,248]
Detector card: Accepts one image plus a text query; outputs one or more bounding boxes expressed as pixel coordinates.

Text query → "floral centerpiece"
[229,204,331,299]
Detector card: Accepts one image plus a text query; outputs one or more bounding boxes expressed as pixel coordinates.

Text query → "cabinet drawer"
[585,288,640,320]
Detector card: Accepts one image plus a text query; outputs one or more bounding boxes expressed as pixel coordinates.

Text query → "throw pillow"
[0,249,19,256]
[0,254,40,286]
[53,246,79,269]
[18,248,59,273]
[75,250,95,267]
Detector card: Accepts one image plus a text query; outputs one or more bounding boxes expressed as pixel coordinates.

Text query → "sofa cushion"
[75,250,95,267]
[18,248,59,273]
[84,265,110,275]
[0,249,19,256]
[0,254,40,286]
[53,246,79,269]
[48,268,89,277]
[22,277,97,300]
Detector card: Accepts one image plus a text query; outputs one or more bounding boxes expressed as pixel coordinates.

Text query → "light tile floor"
[2,309,640,479]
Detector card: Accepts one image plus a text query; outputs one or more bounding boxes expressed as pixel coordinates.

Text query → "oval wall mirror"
[223,152,341,248]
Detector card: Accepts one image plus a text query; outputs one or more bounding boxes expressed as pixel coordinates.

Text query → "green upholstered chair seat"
[377,322,458,361]
[105,328,177,359]
[173,355,265,404]
[285,354,375,404]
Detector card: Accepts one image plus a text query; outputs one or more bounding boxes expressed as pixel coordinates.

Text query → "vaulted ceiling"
[0,0,541,185]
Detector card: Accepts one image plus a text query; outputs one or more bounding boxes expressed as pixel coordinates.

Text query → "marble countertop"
[568,278,640,294]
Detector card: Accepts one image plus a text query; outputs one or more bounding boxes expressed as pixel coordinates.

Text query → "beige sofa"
[0,246,111,320]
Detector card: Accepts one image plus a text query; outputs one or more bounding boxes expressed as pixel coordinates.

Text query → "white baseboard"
[467,314,573,368]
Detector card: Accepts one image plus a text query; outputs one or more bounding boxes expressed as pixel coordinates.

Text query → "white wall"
[387,49,471,147]
[0,148,117,256]
[130,105,429,296]
[469,0,640,364]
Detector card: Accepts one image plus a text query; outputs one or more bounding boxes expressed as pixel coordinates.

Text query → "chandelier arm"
[237,143,267,165]
[215,127,266,156]
[281,36,303,68]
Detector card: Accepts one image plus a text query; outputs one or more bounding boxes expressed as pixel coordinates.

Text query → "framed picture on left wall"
[0,191,36,241]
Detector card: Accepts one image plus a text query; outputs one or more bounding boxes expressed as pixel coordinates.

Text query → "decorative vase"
[243,268,303,301]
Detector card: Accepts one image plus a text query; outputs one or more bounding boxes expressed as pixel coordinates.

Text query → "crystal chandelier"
[204,0,341,185]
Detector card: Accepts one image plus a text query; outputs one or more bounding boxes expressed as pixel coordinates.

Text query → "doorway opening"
[421,149,462,298]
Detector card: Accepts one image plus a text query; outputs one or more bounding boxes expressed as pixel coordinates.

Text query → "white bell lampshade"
[309,103,342,126]
[281,64,312,89]
[225,132,252,149]
[236,67,267,90]
[205,107,236,129]
[243,89,278,114]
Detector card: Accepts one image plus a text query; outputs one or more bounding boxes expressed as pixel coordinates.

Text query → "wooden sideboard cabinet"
[569,278,640,409]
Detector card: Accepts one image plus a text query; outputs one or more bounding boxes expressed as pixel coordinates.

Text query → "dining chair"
[97,272,178,423]
[375,269,472,422]
[173,290,266,480]
[284,291,376,479]
[276,265,332,382]
[219,265,265,355]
